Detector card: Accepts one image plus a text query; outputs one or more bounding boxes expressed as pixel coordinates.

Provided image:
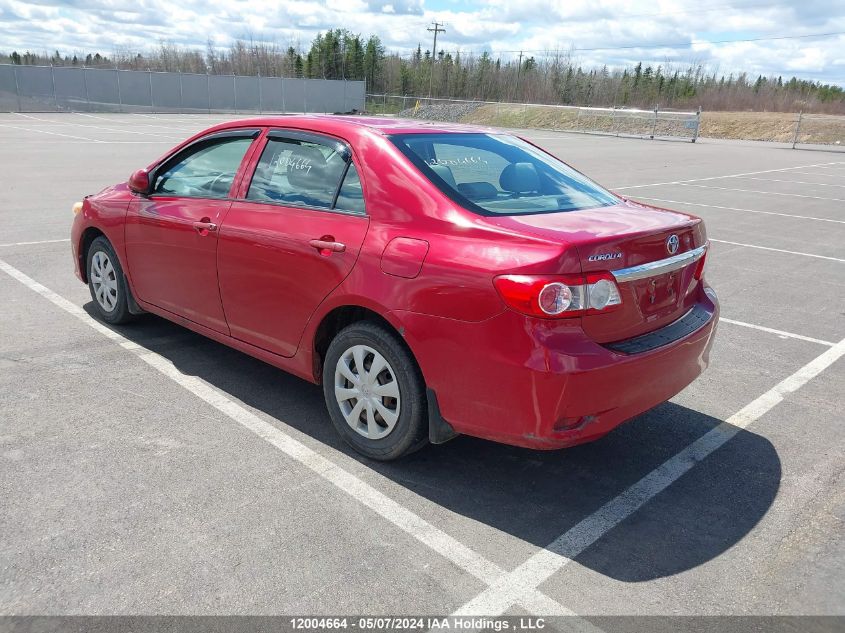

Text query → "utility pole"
[515,50,523,101]
[427,21,446,99]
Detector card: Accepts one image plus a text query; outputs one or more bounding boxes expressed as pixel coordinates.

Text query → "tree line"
[4,31,844,114]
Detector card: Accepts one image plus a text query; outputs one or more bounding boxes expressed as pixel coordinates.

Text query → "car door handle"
[192,220,217,234]
[309,239,346,253]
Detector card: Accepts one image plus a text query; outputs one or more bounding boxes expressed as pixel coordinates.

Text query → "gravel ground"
[399,101,482,122]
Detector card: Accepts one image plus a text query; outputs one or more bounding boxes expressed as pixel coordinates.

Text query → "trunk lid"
[485,199,707,342]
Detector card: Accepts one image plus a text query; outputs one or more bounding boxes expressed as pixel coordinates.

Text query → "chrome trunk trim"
[611,243,707,283]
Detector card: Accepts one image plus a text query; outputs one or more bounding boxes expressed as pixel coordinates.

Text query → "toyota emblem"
[666,234,680,255]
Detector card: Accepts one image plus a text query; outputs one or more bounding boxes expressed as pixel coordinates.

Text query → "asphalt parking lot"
[0,112,843,619]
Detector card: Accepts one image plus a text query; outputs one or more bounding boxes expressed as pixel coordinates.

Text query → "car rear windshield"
[390,133,619,215]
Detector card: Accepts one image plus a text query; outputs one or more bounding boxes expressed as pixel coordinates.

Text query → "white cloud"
[0,0,842,85]
[368,0,422,15]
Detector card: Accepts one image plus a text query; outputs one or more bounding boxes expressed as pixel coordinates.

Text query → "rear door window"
[247,135,356,212]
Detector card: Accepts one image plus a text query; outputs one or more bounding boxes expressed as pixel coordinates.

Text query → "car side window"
[247,137,350,211]
[334,163,365,215]
[153,137,253,199]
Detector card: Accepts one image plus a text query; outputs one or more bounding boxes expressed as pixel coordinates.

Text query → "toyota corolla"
[71,116,718,460]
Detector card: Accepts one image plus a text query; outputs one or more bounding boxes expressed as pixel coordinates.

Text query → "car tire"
[323,321,429,461]
[86,236,134,325]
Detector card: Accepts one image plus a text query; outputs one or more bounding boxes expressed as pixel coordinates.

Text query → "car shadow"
[92,307,781,583]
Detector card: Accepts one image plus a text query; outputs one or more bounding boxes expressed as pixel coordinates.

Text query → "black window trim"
[331,161,353,210]
[266,128,352,162]
[147,128,261,200]
[229,196,368,218]
[238,128,367,217]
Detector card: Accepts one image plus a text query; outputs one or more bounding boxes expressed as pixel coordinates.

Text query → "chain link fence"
[0,64,366,114]
[792,112,845,149]
[365,94,701,142]
[366,94,845,150]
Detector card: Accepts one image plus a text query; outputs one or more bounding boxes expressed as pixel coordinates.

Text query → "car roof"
[207,114,496,136]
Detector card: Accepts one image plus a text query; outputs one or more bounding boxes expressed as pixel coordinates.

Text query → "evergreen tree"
[363,35,384,91]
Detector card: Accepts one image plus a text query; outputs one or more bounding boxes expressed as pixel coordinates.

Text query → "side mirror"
[128,169,150,195]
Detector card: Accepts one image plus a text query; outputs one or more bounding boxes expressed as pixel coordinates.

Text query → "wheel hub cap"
[334,344,401,440]
[90,250,118,312]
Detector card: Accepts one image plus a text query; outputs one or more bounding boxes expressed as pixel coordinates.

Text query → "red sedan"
[71,116,718,460]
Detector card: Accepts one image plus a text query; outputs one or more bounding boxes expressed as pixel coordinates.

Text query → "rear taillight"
[694,248,708,280]
[583,272,623,314]
[494,272,622,319]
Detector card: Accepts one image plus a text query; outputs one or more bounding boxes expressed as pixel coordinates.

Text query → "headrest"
[429,164,457,189]
[500,162,540,194]
[457,181,498,201]
[287,145,327,190]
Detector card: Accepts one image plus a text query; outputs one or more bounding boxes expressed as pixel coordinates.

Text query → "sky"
[1,0,844,85]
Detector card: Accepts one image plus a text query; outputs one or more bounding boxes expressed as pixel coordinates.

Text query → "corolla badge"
[587,252,623,262]
[666,234,680,255]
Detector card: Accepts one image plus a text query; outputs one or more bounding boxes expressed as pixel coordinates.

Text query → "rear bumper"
[396,284,718,450]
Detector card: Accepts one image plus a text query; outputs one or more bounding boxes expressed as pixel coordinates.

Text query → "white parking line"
[678,183,845,203]
[719,318,835,346]
[15,141,175,145]
[0,123,170,145]
[72,112,207,133]
[131,113,217,120]
[710,239,845,263]
[128,113,245,125]
[632,197,845,225]
[129,114,218,124]
[613,161,845,191]
[0,258,578,618]
[0,122,105,143]
[453,335,845,615]
[3,253,840,621]
[0,238,71,248]
[14,112,182,138]
[738,176,845,188]
[784,170,845,180]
